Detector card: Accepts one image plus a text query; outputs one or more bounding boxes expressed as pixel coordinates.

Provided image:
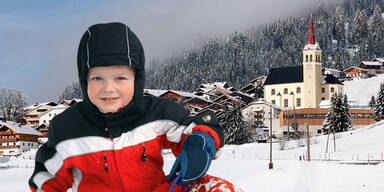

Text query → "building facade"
[264,18,343,110]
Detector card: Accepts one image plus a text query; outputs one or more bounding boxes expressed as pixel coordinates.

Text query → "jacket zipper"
[103,153,108,172]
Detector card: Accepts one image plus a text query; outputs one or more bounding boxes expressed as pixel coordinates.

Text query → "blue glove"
[168,131,217,185]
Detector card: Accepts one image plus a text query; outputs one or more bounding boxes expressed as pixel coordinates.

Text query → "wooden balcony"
[0,145,20,149]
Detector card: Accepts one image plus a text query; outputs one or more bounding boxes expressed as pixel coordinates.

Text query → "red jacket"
[29,98,223,192]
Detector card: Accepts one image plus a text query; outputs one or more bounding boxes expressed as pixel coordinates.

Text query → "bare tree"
[0,88,27,122]
[58,82,83,102]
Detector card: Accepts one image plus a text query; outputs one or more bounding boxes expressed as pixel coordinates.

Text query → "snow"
[303,43,321,50]
[344,74,384,107]
[2,120,384,191]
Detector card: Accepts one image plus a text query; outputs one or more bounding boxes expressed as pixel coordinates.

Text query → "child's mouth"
[101,98,119,103]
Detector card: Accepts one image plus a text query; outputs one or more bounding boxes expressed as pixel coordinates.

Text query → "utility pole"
[306,123,311,161]
[332,117,336,152]
[269,108,273,169]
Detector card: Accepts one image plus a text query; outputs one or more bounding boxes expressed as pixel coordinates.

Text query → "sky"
[0,0,342,104]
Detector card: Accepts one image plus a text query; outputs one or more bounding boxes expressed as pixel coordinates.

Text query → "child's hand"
[168,131,217,185]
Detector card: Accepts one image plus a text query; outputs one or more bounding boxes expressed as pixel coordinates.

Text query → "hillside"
[146,0,384,92]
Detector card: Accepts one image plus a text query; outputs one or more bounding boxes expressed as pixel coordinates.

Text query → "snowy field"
[344,74,384,107]
[1,121,384,192]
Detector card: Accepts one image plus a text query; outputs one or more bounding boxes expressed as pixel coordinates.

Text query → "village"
[1,18,383,157]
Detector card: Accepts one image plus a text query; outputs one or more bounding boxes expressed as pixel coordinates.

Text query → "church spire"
[307,16,315,45]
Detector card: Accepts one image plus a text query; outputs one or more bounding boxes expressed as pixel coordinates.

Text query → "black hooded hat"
[77,22,145,125]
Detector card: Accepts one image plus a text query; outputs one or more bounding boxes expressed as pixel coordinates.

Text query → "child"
[28,22,241,192]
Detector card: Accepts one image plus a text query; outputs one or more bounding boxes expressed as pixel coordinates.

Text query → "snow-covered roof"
[373,58,384,63]
[303,43,321,50]
[0,121,42,136]
[323,67,342,73]
[143,89,168,97]
[52,104,68,109]
[343,66,367,72]
[361,61,381,66]
[199,82,230,91]
[319,100,331,108]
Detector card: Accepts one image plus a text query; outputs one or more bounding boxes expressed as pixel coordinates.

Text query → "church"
[264,18,343,110]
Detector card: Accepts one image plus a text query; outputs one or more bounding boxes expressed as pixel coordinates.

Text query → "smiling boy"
[28,22,241,192]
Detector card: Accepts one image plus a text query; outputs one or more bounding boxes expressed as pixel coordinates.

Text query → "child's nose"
[103,80,115,92]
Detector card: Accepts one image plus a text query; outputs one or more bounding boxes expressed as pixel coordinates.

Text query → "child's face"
[87,65,135,113]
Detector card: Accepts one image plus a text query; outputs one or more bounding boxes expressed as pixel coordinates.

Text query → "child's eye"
[91,77,103,81]
[116,77,127,80]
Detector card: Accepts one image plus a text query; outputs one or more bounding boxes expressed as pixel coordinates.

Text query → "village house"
[343,66,368,81]
[159,90,196,104]
[24,103,68,128]
[24,102,57,127]
[359,61,382,76]
[0,121,42,156]
[241,98,282,137]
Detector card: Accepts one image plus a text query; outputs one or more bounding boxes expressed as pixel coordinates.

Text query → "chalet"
[277,108,374,139]
[159,90,196,104]
[229,91,254,105]
[359,61,382,76]
[143,89,167,97]
[24,104,68,127]
[343,66,368,81]
[195,82,236,101]
[0,121,42,156]
[184,97,212,115]
[239,84,255,95]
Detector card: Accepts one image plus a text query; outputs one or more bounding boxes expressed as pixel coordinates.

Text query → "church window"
[331,87,335,93]
[322,97,325,100]
[284,99,288,107]
[296,98,301,107]
[296,87,301,94]
[271,100,276,105]
[322,87,325,93]
[271,89,275,95]
[310,55,313,62]
[284,88,288,94]
[306,55,308,62]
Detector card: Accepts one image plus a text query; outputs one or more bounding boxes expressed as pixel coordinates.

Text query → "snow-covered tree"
[58,82,83,102]
[368,4,384,57]
[374,83,384,121]
[220,102,253,145]
[323,93,352,133]
[333,6,345,41]
[254,78,264,99]
[369,95,376,109]
[0,88,27,122]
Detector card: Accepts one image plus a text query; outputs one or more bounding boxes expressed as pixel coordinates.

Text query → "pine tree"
[369,4,384,57]
[323,93,352,133]
[369,96,376,109]
[254,78,264,99]
[220,102,252,145]
[323,94,336,133]
[375,83,384,121]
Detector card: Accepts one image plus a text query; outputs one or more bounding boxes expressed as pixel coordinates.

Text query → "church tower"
[303,17,322,108]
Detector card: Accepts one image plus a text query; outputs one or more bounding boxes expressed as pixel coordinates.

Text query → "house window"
[49,113,51,117]
[296,98,301,107]
[306,55,308,62]
[271,100,276,105]
[331,87,335,93]
[296,87,301,94]
[284,88,288,94]
[44,120,46,123]
[322,87,325,93]
[322,97,325,100]
[284,99,288,107]
[271,89,275,95]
